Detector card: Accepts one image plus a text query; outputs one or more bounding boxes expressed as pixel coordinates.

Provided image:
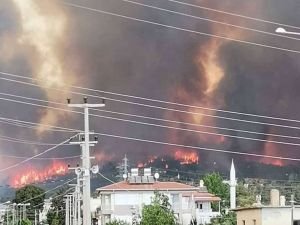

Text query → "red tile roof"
[97,181,199,192]
[182,192,221,202]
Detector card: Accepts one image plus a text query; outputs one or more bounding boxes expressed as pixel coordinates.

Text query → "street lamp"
[276,27,300,36]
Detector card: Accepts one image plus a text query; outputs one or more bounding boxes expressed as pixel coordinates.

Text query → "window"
[253,219,256,225]
[242,220,246,225]
[199,204,203,209]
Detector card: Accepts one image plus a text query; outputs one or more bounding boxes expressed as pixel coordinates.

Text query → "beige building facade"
[235,206,300,225]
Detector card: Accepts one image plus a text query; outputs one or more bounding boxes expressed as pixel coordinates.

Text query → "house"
[234,189,300,225]
[234,206,300,225]
[95,168,220,225]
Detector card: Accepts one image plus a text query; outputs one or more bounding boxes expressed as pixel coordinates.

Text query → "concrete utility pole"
[68,97,105,225]
[35,210,37,225]
[291,194,295,225]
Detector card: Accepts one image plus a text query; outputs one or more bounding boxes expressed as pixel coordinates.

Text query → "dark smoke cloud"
[0,0,299,183]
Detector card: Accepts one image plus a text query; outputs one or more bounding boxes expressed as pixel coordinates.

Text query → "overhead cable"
[63,2,300,54]
[1,95,300,147]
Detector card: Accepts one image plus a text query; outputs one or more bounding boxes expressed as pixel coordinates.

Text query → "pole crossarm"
[67,97,105,225]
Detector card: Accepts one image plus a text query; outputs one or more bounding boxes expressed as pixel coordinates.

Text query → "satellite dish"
[154,172,160,180]
[123,174,128,180]
[91,165,99,174]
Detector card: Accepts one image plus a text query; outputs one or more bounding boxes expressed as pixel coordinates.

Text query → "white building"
[39,198,53,223]
[234,206,300,225]
[96,169,220,225]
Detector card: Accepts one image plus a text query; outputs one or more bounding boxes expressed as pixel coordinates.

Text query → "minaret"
[230,159,236,209]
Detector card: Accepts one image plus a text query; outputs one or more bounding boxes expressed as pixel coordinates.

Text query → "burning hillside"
[10,161,68,188]
[0,0,299,184]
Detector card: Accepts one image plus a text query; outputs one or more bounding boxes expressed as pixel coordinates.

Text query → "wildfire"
[12,0,73,134]
[10,161,68,187]
[174,149,199,165]
[258,140,284,167]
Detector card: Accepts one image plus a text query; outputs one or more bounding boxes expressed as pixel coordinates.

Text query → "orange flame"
[10,161,68,187]
[174,149,199,165]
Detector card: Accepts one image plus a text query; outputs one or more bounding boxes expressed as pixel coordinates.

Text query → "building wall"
[236,207,300,225]
[99,190,218,225]
[236,208,261,225]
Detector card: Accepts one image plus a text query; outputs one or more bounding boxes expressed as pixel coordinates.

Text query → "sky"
[0,0,299,184]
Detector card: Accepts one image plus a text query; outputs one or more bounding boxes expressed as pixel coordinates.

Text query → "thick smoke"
[0,0,299,183]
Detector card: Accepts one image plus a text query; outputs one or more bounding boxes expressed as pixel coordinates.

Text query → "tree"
[211,212,236,225]
[237,183,256,207]
[47,188,69,225]
[140,192,178,225]
[20,218,32,225]
[15,185,45,209]
[14,185,45,221]
[203,172,230,209]
[106,220,130,225]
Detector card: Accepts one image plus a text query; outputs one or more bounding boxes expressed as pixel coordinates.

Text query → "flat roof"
[233,205,300,211]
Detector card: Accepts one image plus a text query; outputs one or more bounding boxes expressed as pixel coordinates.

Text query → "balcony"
[195,209,220,224]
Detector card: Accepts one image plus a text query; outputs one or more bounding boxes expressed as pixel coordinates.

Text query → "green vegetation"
[203,172,230,210]
[20,218,32,225]
[237,183,256,207]
[106,220,130,225]
[211,212,236,225]
[140,192,178,225]
[46,188,68,225]
[14,185,45,221]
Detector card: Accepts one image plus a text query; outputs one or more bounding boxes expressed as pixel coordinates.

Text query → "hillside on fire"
[0,0,299,224]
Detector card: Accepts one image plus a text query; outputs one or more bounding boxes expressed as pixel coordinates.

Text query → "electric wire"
[122,0,300,42]
[0,154,80,160]
[3,95,300,147]
[1,90,300,142]
[0,134,72,146]
[0,118,75,133]
[167,0,300,31]
[0,134,78,173]
[0,114,297,163]
[32,187,75,209]
[0,116,79,133]
[94,132,300,162]
[63,1,300,54]
[3,71,300,125]
[98,172,116,184]
[19,177,77,204]
[2,73,300,131]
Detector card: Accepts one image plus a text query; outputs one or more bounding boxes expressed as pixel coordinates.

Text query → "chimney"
[270,189,280,206]
[199,180,204,187]
[280,195,286,206]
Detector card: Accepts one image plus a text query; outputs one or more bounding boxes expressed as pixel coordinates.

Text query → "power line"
[94,132,300,162]
[20,177,77,204]
[2,75,300,133]
[0,118,75,133]
[3,94,300,147]
[0,134,77,172]
[98,172,116,184]
[2,90,300,142]
[0,112,297,163]
[0,116,79,133]
[0,153,80,160]
[3,71,300,125]
[63,1,300,54]
[167,0,300,31]
[122,0,300,42]
[0,133,72,146]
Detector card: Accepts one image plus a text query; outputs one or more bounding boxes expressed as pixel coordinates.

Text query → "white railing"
[195,210,220,224]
